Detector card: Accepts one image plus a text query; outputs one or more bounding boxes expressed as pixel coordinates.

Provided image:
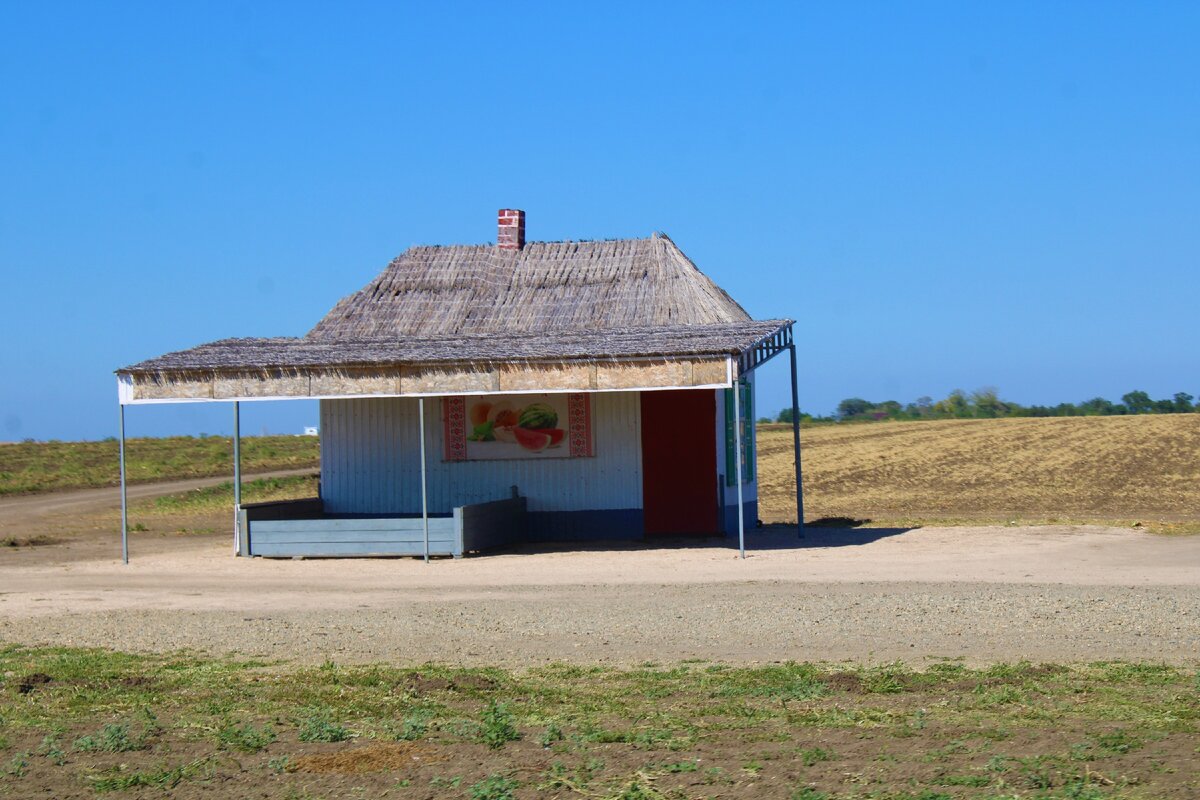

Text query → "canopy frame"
[115,324,806,561]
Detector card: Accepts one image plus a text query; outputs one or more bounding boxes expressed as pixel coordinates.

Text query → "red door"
[640,390,719,535]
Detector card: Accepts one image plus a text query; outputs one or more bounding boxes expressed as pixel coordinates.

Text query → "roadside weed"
[798,746,834,766]
[216,721,275,752]
[397,710,431,741]
[267,756,293,774]
[296,711,351,743]
[3,752,30,777]
[539,721,565,747]
[73,724,140,753]
[36,733,66,765]
[470,774,518,800]
[790,788,831,800]
[480,701,520,748]
[87,756,212,792]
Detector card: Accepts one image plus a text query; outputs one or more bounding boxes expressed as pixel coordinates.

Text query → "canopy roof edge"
[118,355,737,405]
[117,321,792,404]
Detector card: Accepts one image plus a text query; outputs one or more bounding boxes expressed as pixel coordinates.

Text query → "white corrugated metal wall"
[319,393,644,515]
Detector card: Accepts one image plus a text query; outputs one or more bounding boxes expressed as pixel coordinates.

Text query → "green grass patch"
[480,701,520,748]
[0,646,1195,798]
[295,709,352,742]
[215,720,276,752]
[87,756,213,792]
[469,774,518,800]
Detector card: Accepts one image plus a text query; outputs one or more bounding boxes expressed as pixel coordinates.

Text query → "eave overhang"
[116,321,792,404]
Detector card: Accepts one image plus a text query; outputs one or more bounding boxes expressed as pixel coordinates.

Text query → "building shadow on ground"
[740,520,918,550]
[484,519,917,557]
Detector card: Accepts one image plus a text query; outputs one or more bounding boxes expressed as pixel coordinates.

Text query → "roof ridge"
[305,232,754,339]
[402,235,662,252]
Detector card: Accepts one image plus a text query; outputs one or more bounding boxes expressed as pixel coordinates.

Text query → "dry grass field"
[4,416,1196,536]
[758,415,1200,530]
[0,436,319,496]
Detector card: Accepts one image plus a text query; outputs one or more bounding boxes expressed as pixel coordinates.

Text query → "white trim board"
[116,361,738,406]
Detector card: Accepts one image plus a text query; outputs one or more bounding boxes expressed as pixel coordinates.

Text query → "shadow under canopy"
[463,524,916,557]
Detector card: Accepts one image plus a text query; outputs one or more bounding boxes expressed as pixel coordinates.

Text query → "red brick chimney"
[497,209,525,250]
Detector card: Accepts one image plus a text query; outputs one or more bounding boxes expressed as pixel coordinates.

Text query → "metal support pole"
[733,378,745,559]
[233,401,242,555]
[789,344,805,539]
[119,403,129,564]
[418,397,430,563]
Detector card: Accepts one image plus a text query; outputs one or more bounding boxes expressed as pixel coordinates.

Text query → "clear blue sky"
[2,2,1197,440]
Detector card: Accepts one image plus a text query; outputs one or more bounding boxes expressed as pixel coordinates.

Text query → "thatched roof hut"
[118,227,791,402]
[115,210,802,560]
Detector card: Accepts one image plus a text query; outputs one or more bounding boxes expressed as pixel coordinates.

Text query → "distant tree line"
[765,388,1199,424]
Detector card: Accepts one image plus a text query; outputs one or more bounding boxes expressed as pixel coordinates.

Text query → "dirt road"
[0,467,316,520]
[2,522,1197,666]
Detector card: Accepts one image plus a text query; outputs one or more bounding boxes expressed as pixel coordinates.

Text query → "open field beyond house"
[759,415,1200,531]
[0,435,319,496]
[4,415,1198,531]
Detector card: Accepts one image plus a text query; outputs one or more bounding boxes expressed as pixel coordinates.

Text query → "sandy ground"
[2,496,1198,666]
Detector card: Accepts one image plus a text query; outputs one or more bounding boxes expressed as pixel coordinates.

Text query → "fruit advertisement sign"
[442,394,593,461]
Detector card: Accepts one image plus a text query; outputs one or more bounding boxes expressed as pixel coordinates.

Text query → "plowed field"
[757,415,1200,527]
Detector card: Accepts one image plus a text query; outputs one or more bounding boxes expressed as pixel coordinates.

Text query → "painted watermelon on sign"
[443,394,592,461]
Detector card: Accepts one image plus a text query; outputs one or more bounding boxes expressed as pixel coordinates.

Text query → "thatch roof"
[120,320,789,376]
[118,230,789,400]
[306,234,750,338]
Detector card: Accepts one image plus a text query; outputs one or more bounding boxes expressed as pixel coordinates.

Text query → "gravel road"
[4,582,1194,667]
[2,524,1197,666]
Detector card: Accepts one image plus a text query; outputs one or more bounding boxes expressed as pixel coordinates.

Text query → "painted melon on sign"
[455,394,574,460]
